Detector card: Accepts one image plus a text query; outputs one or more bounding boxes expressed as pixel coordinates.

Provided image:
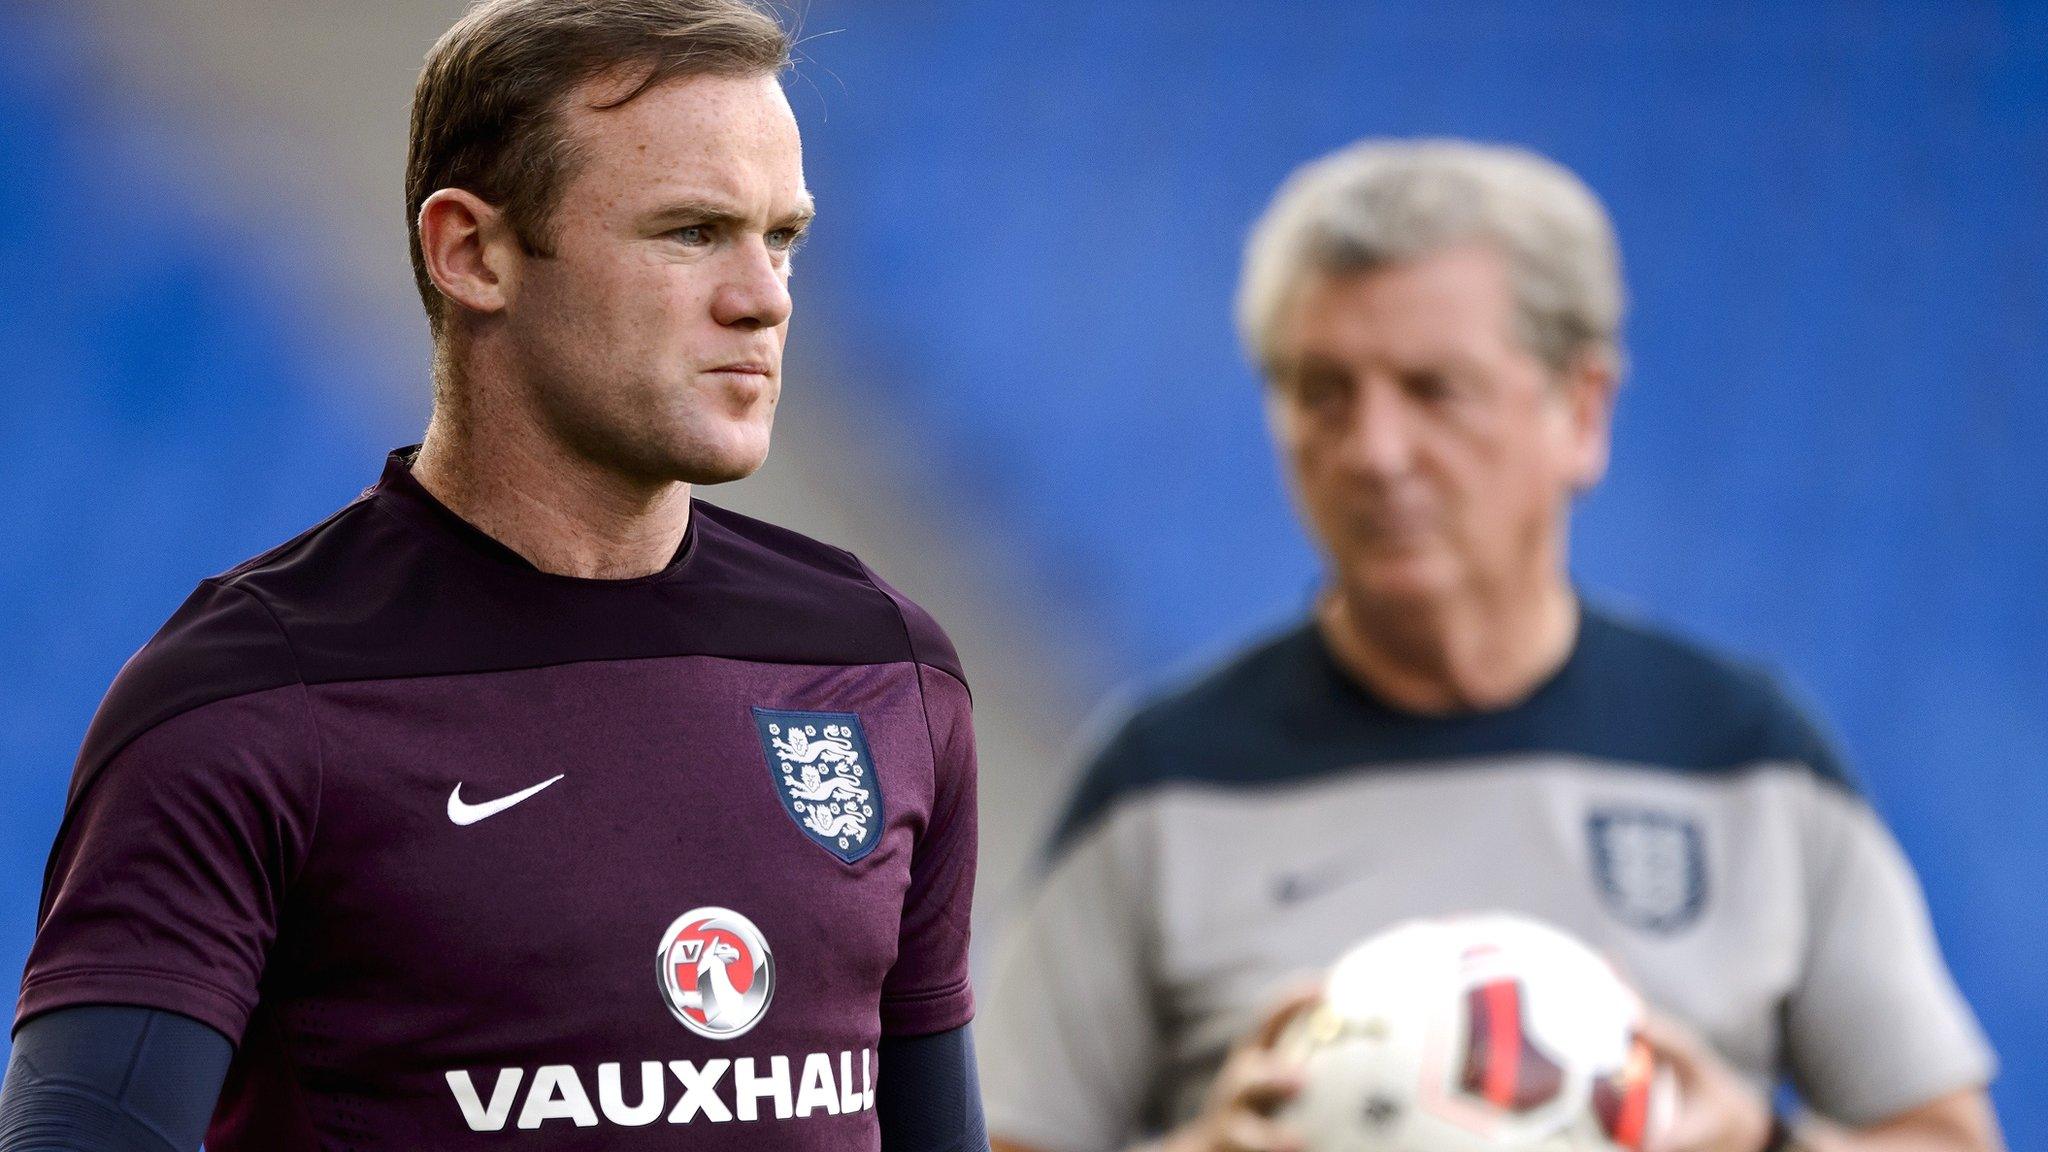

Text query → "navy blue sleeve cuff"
[876,1021,989,1152]
[0,1005,231,1152]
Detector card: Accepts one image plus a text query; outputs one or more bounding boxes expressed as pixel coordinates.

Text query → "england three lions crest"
[753,708,884,863]
[1588,808,1707,934]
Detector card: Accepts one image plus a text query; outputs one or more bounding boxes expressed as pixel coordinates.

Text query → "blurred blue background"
[3,0,2042,1141]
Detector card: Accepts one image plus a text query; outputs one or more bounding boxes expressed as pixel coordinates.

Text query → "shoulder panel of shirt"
[1048,604,1857,857]
[161,449,959,687]
[61,450,972,847]
[850,555,968,696]
[67,577,304,814]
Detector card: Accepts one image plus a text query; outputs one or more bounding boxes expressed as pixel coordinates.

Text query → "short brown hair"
[406,0,791,332]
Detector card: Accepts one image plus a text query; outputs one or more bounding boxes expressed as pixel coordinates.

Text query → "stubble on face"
[504,70,811,486]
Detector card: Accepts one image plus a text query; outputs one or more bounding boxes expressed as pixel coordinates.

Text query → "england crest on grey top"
[1588,807,1707,934]
[753,708,884,864]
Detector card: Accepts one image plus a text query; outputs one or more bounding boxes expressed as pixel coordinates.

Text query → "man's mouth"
[1350,503,1434,544]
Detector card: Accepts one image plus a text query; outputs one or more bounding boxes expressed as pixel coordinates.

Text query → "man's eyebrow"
[772,195,818,232]
[643,198,817,231]
[643,200,743,229]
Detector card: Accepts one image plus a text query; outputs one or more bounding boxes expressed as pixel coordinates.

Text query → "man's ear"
[418,189,519,319]
[1562,348,1620,493]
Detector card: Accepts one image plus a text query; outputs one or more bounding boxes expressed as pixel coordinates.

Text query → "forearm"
[0,1006,231,1152]
[1787,1090,2002,1152]
[878,1023,990,1152]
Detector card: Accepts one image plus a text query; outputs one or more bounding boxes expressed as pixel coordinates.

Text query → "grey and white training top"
[980,608,1993,1152]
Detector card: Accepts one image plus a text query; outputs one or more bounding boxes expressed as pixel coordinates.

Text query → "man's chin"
[1340,552,1458,607]
[679,459,765,485]
[576,438,768,487]
[630,417,774,485]
[669,437,772,486]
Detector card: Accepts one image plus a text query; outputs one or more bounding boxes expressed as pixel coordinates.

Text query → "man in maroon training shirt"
[0,3,986,1150]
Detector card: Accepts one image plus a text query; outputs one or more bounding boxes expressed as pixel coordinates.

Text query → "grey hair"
[1237,138,1624,375]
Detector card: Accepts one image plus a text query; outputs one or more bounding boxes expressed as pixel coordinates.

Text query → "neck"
[411,373,692,580]
[1318,574,1579,715]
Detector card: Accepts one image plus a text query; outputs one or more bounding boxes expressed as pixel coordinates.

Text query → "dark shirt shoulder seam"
[205,579,304,684]
[850,557,945,802]
[849,562,984,974]
[916,662,970,700]
[68,582,307,790]
[205,580,326,894]
[850,560,973,1005]
[41,583,313,927]
[292,678,328,895]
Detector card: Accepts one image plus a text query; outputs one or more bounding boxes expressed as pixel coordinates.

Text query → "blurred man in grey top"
[980,141,1999,1152]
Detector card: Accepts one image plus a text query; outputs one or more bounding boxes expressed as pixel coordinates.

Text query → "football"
[1277,913,1672,1152]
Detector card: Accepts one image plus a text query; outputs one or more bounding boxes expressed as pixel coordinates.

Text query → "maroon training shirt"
[17,449,978,1150]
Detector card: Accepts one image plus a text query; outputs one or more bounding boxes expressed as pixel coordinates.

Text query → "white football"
[1277,913,1671,1152]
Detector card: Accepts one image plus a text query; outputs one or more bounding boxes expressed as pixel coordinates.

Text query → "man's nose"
[710,241,793,330]
[1338,377,1417,479]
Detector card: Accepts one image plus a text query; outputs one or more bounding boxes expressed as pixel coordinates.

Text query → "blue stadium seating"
[2,1,2042,1140]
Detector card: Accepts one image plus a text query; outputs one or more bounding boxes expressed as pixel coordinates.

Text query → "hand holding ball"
[1277,914,1674,1152]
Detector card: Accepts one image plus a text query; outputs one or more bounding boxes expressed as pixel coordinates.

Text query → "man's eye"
[767,228,806,254]
[1406,372,1456,401]
[669,224,713,245]
[1291,371,1350,409]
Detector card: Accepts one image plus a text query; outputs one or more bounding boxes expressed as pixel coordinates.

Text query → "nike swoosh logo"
[447,775,566,826]
[1273,857,1372,906]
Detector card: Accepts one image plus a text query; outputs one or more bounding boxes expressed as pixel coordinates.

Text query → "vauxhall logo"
[444,907,877,1132]
[445,1051,877,1131]
[658,907,775,1040]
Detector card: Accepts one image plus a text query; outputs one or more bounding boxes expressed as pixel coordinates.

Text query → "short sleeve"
[981,726,1163,1152]
[1782,791,1996,1124]
[16,672,320,1044]
[879,663,979,1036]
